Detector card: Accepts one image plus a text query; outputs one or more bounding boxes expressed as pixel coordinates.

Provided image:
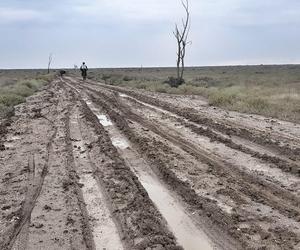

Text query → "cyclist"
[80,62,88,80]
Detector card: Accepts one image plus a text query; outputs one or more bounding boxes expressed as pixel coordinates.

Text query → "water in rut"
[83,98,217,250]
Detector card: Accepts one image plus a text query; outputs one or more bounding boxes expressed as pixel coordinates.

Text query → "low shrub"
[153,84,169,93]
[192,76,218,87]
[135,83,147,89]
[0,93,25,107]
[0,103,14,118]
[101,74,111,83]
[36,74,55,83]
[177,84,208,95]
[0,79,18,87]
[246,97,270,112]
[164,77,185,88]
[123,75,133,81]
[0,76,50,119]
[209,92,235,106]
[11,84,34,97]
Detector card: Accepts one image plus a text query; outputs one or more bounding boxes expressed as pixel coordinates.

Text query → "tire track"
[11,155,35,250]
[67,102,124,250]
[74,78,300,177]
[62,79,184,249]
[62,76,300,249]
[69,78,300,218]
[4,122,58,250]
[81,83,300,216]
[117,91,300,176]
[86,79,300,161]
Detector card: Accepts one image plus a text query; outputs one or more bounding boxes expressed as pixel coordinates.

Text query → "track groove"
[80,83,300,218]
[62,80,184,249]
[61,76,300,249]
[91,80,300,161]
[5,121,58,250]
[2,76,295,249]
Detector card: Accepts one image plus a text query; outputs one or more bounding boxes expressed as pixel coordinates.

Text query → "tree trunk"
[176,42,181,81]
[173,0,190,86]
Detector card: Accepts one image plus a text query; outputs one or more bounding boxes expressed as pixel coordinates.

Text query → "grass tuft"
[0,74,54,119]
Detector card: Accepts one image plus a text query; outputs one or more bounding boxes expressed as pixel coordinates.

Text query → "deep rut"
[81,83,300,218]
[1,76,300,250]
[68,103,124,250]
[63,76,300,250]
[79,91,223,250]
[92,80,300,162]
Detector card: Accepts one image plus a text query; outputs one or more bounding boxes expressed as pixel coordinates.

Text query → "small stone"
[1,205,11,211]
[261,232,271,240]
[43,205,52,211]
[34,223,44,229]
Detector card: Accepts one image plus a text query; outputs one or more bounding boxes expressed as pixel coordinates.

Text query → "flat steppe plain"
[0,67,300,249]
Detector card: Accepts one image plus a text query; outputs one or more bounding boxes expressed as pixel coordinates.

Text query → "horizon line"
[1,63,300,70]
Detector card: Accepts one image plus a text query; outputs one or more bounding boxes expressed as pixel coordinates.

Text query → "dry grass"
[84,65,300,123]
[0,70,55,119]
[1,66,299,122]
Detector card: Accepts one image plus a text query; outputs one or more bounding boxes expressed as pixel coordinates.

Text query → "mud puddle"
[96,115,113,127]
[78,172,123,250]
[111,137,129,150]
[82,98,218,250]
[140,173,217,250]
[70,113,123,250]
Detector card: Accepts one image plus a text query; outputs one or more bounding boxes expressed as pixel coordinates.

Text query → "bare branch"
[47,53,53,74]
[179,0,190,43]
[173,0,191,84]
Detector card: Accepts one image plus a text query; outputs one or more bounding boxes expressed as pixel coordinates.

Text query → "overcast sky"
[1,0,300,69]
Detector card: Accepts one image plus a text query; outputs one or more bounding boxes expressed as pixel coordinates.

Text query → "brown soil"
[0,76,299,250]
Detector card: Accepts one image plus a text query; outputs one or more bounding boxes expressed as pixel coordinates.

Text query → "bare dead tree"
[47,53,53,74]
[173,0,191,85]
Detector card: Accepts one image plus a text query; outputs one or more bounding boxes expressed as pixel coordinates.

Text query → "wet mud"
[73,77,300,250]
[1,76,300,250]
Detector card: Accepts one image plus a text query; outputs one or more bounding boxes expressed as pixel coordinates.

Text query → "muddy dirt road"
[0,76,300,250]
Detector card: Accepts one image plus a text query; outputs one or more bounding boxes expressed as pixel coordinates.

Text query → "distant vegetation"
[86,65,300,123]
[1,65,300,123]
[0,72,54,119]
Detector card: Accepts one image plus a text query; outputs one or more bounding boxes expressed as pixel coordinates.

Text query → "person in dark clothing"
[59,70,66,77]
[80,62,88,80]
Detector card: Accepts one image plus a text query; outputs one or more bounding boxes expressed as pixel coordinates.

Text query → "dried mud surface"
[1,76,300,250]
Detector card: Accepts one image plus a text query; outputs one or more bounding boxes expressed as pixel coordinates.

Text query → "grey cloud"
[0,0,300,68]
